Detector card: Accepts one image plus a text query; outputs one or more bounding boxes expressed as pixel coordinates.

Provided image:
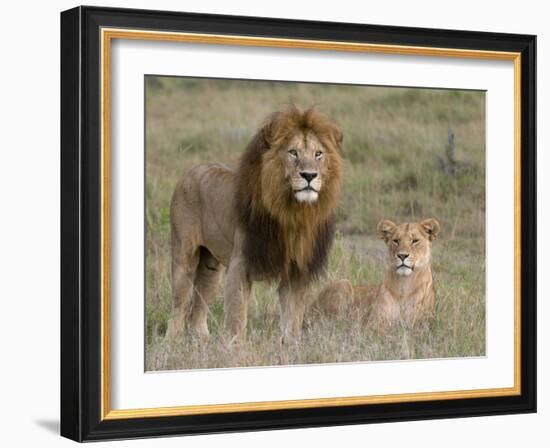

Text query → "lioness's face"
[377,219,441,276]
[283,133,328,203]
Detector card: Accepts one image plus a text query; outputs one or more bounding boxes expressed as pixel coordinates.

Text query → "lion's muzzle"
[292,171,322,203]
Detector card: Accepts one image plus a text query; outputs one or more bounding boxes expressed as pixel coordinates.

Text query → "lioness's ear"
[420,218,441,241]
[377,219,397,242]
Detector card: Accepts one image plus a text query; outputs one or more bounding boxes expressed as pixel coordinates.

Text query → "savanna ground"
[145,77,486,371]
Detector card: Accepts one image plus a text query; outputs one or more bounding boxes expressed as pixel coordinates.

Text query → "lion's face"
[282,133,328,203]
[377,219,441,276]
[250,107,343,226]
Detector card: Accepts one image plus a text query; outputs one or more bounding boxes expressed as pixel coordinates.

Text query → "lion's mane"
[236,106,343,285]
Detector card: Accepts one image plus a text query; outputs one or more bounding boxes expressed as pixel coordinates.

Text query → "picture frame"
[60,5,536,442]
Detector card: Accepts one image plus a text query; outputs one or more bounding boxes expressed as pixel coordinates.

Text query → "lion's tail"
[312,279,376,317]
[312,279,354,315]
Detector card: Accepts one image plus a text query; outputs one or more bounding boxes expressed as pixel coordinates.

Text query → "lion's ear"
[259,127,270,147]
[333,124,343,150]
[260,110,287,148]
[377,219,396,242]
[258,115,276,147]
[420,218,441,241]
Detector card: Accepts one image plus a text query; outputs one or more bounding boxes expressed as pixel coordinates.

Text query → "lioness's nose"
[300,172,318,183]
[397,253,409,261]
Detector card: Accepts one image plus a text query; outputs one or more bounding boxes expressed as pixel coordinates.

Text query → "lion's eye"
[288,149,298,158]
[412,239,419,245]
[315,150,323,159]
[392,239,399,245]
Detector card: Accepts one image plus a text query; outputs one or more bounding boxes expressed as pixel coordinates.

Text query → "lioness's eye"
[412,239,419,244]
[288,149,298,158]
[392,239,399,245]
[315,150,323,159]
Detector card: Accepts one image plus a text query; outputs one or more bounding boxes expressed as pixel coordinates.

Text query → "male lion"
[315,218,441,330]
[165,106,343,343]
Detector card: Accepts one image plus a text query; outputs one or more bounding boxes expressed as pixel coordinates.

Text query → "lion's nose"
[300,172,318,183]
[397,253,409,261]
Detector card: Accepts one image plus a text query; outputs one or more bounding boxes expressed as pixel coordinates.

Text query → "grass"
[145,76,486,370]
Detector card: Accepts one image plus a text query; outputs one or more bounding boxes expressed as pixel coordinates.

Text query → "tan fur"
[165,107,343,343]
[314,218,441,330]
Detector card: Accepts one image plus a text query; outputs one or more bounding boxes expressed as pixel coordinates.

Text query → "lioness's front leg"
[278,280,307,344]
[223,254,251,343]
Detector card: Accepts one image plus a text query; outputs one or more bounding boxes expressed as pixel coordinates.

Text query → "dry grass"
[145,77,486,371]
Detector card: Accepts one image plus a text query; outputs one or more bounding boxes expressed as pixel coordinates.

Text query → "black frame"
[61,5,536,442]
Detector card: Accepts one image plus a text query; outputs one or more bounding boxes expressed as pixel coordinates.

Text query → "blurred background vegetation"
[145,77,486,370]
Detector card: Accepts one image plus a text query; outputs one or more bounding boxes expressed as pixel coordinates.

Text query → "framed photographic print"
[60,6,536,442]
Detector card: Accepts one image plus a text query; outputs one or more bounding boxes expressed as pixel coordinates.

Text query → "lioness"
[315,218,441,329]
[166,106,343,343]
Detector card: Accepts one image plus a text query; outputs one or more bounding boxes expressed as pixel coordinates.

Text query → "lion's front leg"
[278,281,307,345]
[223,255,251,343]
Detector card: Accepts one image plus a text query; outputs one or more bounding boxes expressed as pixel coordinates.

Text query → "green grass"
[144,77,486,370]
